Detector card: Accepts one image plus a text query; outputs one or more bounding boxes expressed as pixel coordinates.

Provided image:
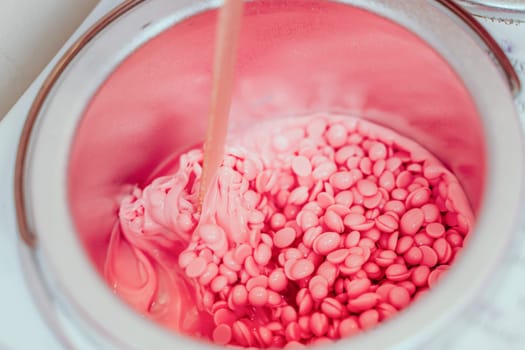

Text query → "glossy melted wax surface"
[105,115,473,348]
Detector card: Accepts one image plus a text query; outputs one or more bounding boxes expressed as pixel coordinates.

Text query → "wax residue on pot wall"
[103,115,473,348]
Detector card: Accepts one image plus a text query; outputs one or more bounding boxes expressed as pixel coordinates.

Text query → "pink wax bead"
[344,213,367,229]
[391,188,408,201]
[384,200,406,216]
[423,161,443,180]
[334,190,354,207]
[248,210,266,224]
[373,159,386,177]
[395,236,414,254]
[289,259,315,280]
[220,265,238,284]
[375,214,399,233]
[347,293,380,312]
[327,249,351,264]
[231,285,248,306]
[356,179,378,197]
[344,254,366,271]
[298,210,319,231]
[310,312,329,337]
[275,227,297,249]
[376,283,395,301]
[420,246,439,267]
[245,256,260,277]
[326,123,348,148]
[368,142,387,161]
[281,306,298,325]
[407,163,422,173]
[404,246,423,265]
[363,192,382,209]
[323,210,345,233]
[335,146,354,165]
[268,291,282,306]
[363,227,381,242]
[296,289,314,316]
[213,324,233,345]
[359,157,373,175]
[199,263,219,285]
[284,204,300,220]
[385,264,410,282]
[388,286,411,309]
[339,317,360,338]
[247,275,269,291]
[317,192,335,209]
[289,186,309,206]
[291,156,313,177]
[385,156,402,172]
[346,156,362,170]
[358,309,379,331]
[285,248,303,261]
[285,322,301,342]
[214,308,237,326]
[400,208,424,235]
[309,276,329,300]
[306,118,327,138]
[397,281,416,296]
[396,170,413,189]
[345,230,361,248]
[345,278,371,298]
[375,250,397,267]
[211,275,229,293]
[379,171,395,191]
[313,232,341,255]
[433,238,453,264]
[303,226,322,248]
[249,286,269,306]
[387,231,399,252]
[446,230,464,248]
[257,327,273,347]
[321,297,346,318]
[406,187,431,208]
[224,251,242,271]
[414,232,433,247]
[254,243,272,266]
[233,320,255,347]
[327,204,351,217]
[377,302,398,320]
[312,162,337,181]
[271,213,287,230]
[426,222,445,238]
[363,262,383,279]
[186,257,208,278]
[330,171,354,190]
[317,261,338,285]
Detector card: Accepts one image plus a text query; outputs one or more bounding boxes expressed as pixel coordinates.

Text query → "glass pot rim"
[15,1,524,349]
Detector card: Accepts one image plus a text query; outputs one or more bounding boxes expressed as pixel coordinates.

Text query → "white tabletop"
[0,0,98,120]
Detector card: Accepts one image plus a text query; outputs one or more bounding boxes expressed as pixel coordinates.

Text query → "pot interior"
[67,0,485,339]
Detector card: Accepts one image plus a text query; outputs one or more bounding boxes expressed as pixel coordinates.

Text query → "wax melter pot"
[15,0,524,349]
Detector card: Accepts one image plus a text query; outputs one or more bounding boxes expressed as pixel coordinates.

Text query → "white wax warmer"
[14,1,524,349]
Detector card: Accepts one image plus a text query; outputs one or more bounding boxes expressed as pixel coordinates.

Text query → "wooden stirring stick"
[199,0,244,207]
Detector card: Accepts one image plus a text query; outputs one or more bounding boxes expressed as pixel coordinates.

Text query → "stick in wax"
[199,0,244,207]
